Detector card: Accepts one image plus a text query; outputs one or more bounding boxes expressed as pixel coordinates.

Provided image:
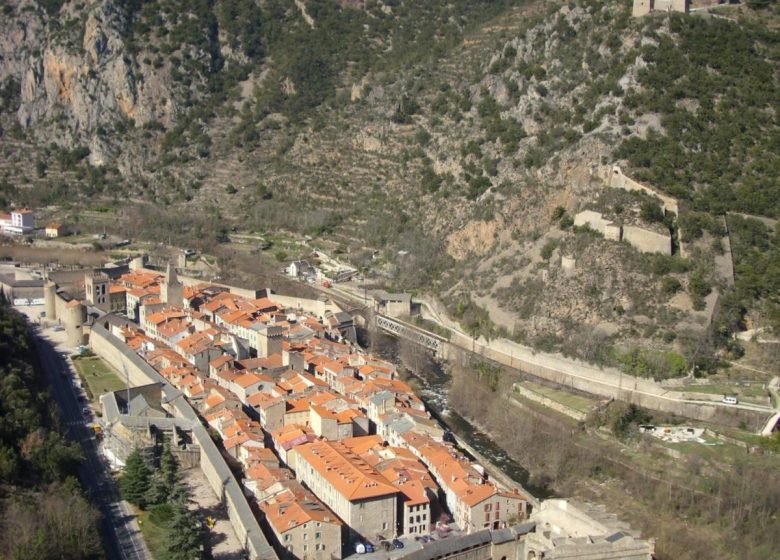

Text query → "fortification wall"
[270,293,343,318]
[623,225,672,255]
[89,323,277,560]
[446,331,768,425]
[608,166,679,215]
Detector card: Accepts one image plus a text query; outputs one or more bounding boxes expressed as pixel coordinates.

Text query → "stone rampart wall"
[446,331,768,425]
[623,225,672,255]
[608,166,679,215]
[89,323,277,560]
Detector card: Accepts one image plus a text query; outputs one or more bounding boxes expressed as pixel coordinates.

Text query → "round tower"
[129,255,147,271]
[44,281,57,321]
[63,300,87,348]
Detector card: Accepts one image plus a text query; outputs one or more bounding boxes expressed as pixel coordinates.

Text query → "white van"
[722,395,738,405]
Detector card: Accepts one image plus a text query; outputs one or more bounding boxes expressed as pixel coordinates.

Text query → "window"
[303,533,307,540]
[382,522,387,530]
[285,535,291,542]
[303,545,307,552]
[409,517,414,525]
[484,504,492,512]
[315,533,321,540]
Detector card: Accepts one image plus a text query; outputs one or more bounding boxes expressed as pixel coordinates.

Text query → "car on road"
[722,395,739,405]
[52,325,64,332]
[82,407,91,418]
[392,538,404,549]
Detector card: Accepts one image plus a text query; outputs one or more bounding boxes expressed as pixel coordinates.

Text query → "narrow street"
[29,318,151,560]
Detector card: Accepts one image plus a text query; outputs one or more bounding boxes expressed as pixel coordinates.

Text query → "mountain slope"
[0,0,778,373]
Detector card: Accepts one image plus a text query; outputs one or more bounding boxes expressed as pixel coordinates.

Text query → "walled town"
[28,253,656,560]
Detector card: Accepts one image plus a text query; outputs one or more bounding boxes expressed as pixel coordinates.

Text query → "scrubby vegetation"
[0,297,102,559]
[448,354,780,560]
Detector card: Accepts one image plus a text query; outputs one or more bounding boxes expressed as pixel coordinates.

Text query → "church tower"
[162,262,183,306]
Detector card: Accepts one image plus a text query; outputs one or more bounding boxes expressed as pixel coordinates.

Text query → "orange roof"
[341,435,384,455]
[210,354,233,369]
[260,487,341,534]
[293,440,399,501]
[271,424,315,450]
[204,392,226,409]
[247,391,284,408]
[233,372,263,389]
[109,284,126,294]
[177,331,214,355]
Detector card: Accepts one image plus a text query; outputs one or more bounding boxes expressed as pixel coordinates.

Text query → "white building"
[0,209,34,235]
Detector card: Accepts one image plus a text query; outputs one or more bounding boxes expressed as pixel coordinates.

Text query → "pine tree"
[165,502,203,560]
[144,473,168,506]
[121,448,151,508]
[160,442,181,497]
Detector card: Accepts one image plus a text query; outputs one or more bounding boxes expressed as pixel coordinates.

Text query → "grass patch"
[137,507,172,560]
[71,355,126,400]
[508,391,579,427]
[517,380,598,413]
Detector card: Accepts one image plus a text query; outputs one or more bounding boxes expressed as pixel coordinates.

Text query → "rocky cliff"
[0,0,776,372]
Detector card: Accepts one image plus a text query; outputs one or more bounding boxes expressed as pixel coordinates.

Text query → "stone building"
[633,0,688,17]
[291,440,400,543]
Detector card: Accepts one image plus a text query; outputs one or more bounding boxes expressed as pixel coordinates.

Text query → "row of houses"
[94,264,532,559]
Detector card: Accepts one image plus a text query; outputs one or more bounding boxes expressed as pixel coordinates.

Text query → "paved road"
[30,324,151,560]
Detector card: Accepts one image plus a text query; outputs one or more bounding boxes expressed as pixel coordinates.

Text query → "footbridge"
[376,314,449,355]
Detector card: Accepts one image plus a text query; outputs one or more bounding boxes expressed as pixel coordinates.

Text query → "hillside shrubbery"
[0,298,102,559]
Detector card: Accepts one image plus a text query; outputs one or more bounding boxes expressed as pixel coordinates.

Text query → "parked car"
[392,539,404,549]
[722,395,738,405]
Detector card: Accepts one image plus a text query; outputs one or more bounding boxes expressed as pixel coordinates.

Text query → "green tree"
[121,449,151,508]
[165,502,203,560]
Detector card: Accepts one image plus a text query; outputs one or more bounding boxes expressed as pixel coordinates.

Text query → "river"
[370,331,552,499]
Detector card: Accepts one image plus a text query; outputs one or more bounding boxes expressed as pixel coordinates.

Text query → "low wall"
[89,322,277,560]
[512,384,587,421]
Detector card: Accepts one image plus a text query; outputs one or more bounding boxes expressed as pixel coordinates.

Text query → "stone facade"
[622,225,672,255]
[633,0,688,17]
[291,440,399,542]
[573,210,672,255]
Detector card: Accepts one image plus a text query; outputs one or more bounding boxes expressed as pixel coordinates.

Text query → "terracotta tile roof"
[293,440,399,501]
[247,391,284,408]
[271,424,315,450]
[233,372,263,389]
[260,486,341,534]
[108,284,127,294]
[209,354,233,369]
[177,331,214,355]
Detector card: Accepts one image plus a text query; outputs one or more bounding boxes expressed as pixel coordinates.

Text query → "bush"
[661,276,682,296]
[540,239,558,260]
